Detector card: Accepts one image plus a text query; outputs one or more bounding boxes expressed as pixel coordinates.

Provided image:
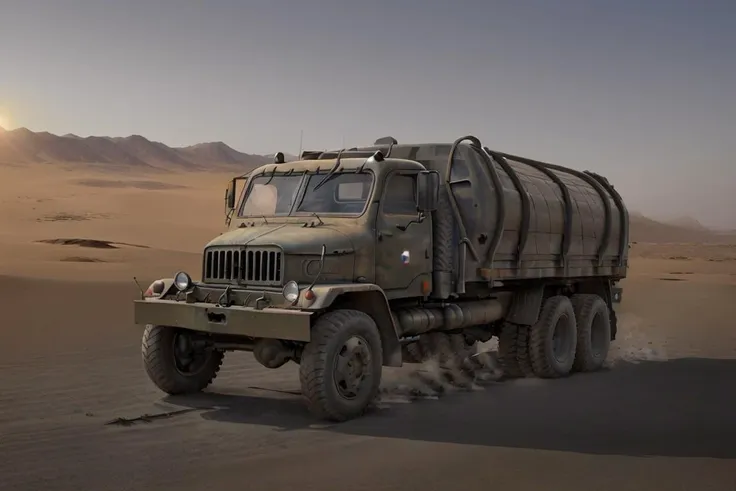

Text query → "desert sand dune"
[0,126,273,171]
[0,157,735,491]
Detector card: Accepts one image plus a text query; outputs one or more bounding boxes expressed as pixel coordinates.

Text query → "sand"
[1,162,735,491]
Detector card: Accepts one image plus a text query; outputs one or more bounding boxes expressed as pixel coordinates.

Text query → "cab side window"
[383,174,417,215]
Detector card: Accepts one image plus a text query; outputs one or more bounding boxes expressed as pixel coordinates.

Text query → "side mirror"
[416,170,440,212]
[225,179,236,210]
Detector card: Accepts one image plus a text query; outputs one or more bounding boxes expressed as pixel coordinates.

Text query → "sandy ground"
[1,163,735,491]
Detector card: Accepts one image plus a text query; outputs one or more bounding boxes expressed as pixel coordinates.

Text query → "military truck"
[133,135,629,422]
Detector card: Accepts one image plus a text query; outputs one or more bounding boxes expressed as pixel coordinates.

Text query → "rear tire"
[570,294,611,372]
[529,296,577,378]
[497,322,524,378]
[299,309,383,422]
[498,322,534,378]
[141,325,224,395]
[515,325,535,377]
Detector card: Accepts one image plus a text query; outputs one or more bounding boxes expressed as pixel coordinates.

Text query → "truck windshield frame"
[237,170,375,218]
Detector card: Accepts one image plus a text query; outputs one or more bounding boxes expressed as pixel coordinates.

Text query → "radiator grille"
[203,247,283,286]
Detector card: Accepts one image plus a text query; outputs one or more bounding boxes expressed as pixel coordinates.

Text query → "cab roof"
[247,155,426,178]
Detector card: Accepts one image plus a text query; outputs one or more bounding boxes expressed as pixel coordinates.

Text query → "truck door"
[375,171,432,296]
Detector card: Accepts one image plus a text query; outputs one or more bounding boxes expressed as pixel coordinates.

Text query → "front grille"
[203,247,283,286]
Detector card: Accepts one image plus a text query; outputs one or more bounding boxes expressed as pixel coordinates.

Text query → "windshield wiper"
[301,212,324,228]
[313,149,344,191]
[263,167,278,186]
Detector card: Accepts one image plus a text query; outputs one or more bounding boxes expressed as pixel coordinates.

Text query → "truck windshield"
[239,172,373,217]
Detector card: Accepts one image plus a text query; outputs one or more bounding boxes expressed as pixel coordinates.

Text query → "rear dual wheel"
[498,294,612,379]
[528,295,578,378]
[570,294,611,372]
[498,322,534,378]
[498,296,578,379]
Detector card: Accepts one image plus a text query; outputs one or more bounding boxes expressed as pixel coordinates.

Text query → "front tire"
[141,325,224,395]
[529,296,578,378]
[299,310,383,422]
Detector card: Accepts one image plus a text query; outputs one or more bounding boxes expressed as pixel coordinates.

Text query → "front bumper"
[133,298,313,341]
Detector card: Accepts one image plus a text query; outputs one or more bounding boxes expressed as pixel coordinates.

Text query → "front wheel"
[141,325,224,395]
[299,310,383,422]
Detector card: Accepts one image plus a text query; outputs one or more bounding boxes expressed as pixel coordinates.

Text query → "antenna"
[298,129,303,159]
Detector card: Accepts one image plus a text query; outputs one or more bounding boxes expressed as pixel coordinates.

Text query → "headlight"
[174,271,192,291]
[282,280,299,303]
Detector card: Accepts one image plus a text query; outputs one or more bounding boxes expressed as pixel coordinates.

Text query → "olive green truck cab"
[134,135,628,422]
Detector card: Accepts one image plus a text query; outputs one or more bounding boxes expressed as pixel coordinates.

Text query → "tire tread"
[570,293,611,372]
[529,296,577,378]
[141,325,223,395]
[299,309,382,422]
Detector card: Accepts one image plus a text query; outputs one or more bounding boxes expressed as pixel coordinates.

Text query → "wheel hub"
[551,315,572,363]
[172,331,210,377]
[333,335,370,400]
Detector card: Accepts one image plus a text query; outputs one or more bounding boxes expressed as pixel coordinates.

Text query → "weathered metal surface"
[131,137,629,423]
[336,139,629,296]
[140,136,628,341]
[394,299,506,336]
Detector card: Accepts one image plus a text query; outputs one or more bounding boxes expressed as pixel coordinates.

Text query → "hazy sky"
[1,0,735,227]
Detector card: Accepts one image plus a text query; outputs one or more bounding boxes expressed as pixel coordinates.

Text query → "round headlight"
[174,271,192,291]
[282,280,299,303]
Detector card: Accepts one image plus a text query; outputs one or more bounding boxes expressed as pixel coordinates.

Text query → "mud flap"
[505,286,544,326]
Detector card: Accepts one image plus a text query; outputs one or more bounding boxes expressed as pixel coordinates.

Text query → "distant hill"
[2,125,733,242]
[629,212,735,243]
[664,216,710,232]
[0,126,272,171]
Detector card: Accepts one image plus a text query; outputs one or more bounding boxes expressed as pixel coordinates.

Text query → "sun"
[0,108,12,129]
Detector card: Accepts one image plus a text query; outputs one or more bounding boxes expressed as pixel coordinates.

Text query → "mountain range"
[1,125,732,238]
[0,125,289,171]
[628,211,732,243]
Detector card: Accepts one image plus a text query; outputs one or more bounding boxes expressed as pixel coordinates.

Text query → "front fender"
[297,283,383,310]
[299,283,403,367]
